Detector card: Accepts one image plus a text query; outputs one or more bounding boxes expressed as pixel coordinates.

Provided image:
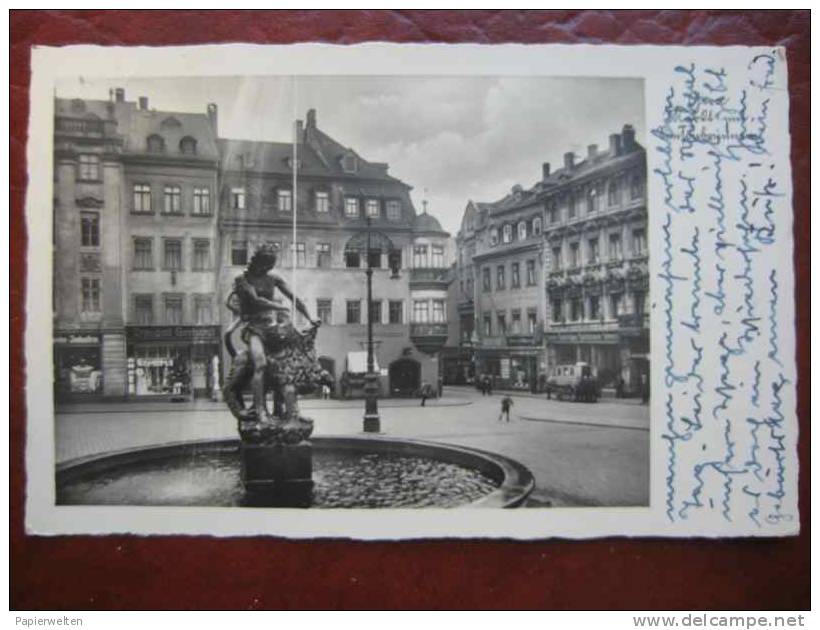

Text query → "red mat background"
[10,10,810,610]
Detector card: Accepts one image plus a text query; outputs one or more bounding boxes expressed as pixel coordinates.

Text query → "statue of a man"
[229,243,319,422]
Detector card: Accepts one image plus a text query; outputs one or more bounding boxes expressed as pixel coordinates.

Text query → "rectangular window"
[293,242,306,267]
[413,300,430,323]
[413,245,428,268]
[632,229,646,256]
[192,239,210,271]
[163,185,182,214]
[346,300,361,324]
[134,294,153,325]
[496,265,505,290]
[552,299,563,322]
[549,205,560,224]
[369,300,382,324]
[634,291,646,315]
[569,242,580,268]
[194,296,213,325]
[502,224,512,243]
[388,300,403,324]
[345,250,361,268]
[510,262,520,289]
[610,293,622,318]
[316,243,331,268]
[231,240,248,266]
[277,189,292,212]
[589,295,600,320]
[80,212,99,247]
[631,175,644,200]
[368,250,381,269]
[482,267,491,292]
[315,191,329,213]
[483,314,492,337]
[78,154,100,181]
[497,312,507,334]
[365,199,380,218]
[571,298,583,322]
[134,238,153,270]
[165,296,183,324]
[432,300,445,323]
[588,238,600,264]
[231,187,245,210]
[568,193,576,218]
[608,233,622,260]
[192,187,211,215]
[345,197,359,217]
[164,239,182,270]
[608,180,621,206]
[526,259,536,286]
[316,299,332,324]
[527,309,538,333]
[133,184,152,213]
[511,309,521,333]
[552,246,562,271]
[431,245,444,268]
[81,277,100,312]
[386,200,401,220]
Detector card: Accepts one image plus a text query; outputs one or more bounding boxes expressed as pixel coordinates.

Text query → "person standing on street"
[420,380,431,407]
[498,394,513,422]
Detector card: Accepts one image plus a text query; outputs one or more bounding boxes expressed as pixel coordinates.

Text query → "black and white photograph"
[50,73,649,510]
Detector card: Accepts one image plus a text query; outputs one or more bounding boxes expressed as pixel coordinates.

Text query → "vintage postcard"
[23,43,798,538]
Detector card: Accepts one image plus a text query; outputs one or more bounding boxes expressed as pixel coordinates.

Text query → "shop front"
[440,346,475,385]
[126,325,221,398]
[475,347,541,392]
[53,332,104,401]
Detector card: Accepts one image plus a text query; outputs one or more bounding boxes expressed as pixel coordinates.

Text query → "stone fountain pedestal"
[238,417,315,508]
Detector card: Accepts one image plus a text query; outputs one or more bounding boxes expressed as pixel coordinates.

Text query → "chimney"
[295,119,304,141]
[542,162,550,180]
[138,96,148,110]
[306,108,317,129]
[206,103,218,134]
[622,124,636,152]
[587,144,598,159]
[114,88,125,103]
[609,133,622,156]
[563,151,575,170]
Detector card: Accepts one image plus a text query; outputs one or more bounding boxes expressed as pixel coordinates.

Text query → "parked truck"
[545,362,599,402]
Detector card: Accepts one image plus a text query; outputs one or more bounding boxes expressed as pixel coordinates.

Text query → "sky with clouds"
[58,75,644,234]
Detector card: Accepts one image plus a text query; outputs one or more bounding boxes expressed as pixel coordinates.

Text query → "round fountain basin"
[56,436,534,508]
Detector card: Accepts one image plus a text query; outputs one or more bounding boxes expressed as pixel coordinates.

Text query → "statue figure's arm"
[273,275,317,324]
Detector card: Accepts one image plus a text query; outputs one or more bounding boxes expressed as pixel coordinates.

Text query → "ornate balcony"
[409,322,449,355]
[409,267,450,289]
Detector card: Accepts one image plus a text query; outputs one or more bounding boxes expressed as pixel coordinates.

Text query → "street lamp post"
[362,217,381,433]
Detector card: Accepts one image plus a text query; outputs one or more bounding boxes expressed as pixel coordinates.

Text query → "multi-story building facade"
[447,124,649,394]
[542,125,648,394]
[217,109,451,397]
[54,89,221,400]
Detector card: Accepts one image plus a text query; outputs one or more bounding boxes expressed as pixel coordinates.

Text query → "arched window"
[532,216,543,236]
[502,224,512,244]
[517,221,528,241]
[147,134,165,154]
[490,227,499,246]
[179,136,197,155]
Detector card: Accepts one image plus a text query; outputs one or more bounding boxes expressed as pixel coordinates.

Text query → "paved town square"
[56,388,648,507]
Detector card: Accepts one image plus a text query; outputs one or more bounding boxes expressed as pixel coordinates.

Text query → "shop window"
[431,244,444,268]
[81,212,99,247]
[345,197,359,217]
[366,199,380,218]
[134,295,154,325]
[413,300,430,323]
[386,200,401,220]
[193,188,211,215]
[163,185,182,214]
[78,154,100,181]
[81,277,101,312]
[192,239,210,271]
[315,191,329,213]
[194,296,213,325]
[432,300,445,323]
[134,238,153,270]
[231,240,247,266]
[316,243,331,268]
[277,189,292,212]
[316,299,332,324]
[346,300,361,324]
[413,245,428,268]
[388,300,403,324]
[164,296,183,324]
[369,300,382,324]
[132,184,152,214]
[526,259,536,286]
[511,262,520,289]
[164,239,182,270]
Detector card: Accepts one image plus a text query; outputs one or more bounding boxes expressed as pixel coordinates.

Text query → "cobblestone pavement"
[55,386,649,507]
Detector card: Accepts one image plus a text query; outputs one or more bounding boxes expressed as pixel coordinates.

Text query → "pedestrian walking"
[485,375,493,396]
[321,383,331,400]
[498,395,513,422]
[420,380,431,407]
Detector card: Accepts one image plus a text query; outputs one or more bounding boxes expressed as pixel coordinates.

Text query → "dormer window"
[342,152,357,173]
[147,134,165,154]
[179,136,197,155]
[386,200,401,220]
[160,116,182,129]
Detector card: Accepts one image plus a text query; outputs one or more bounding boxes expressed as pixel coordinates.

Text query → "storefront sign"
[127,325,220,343]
